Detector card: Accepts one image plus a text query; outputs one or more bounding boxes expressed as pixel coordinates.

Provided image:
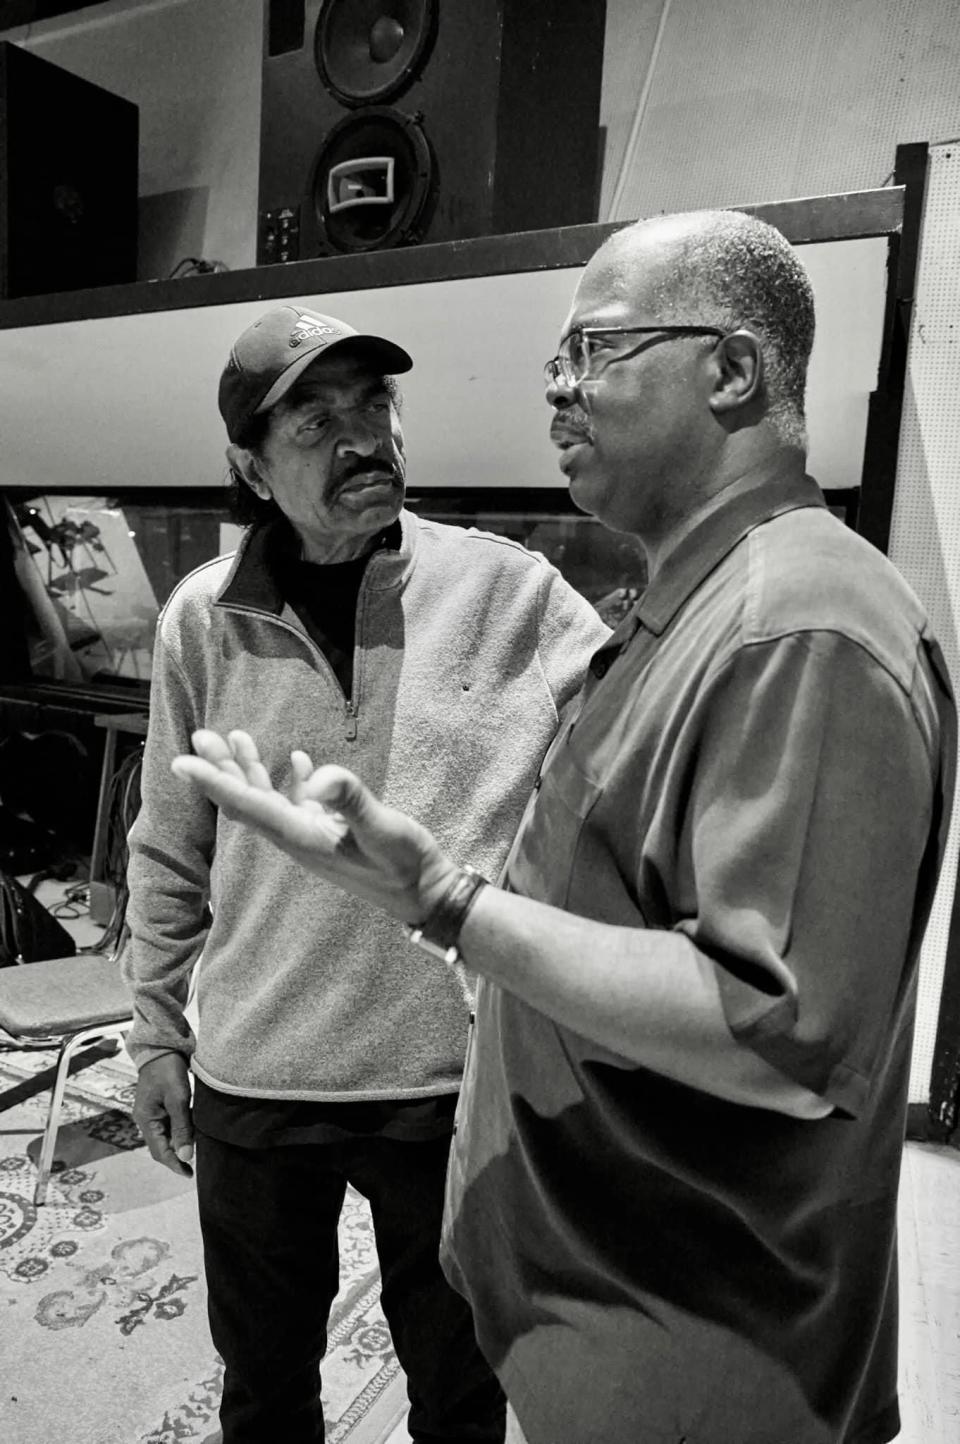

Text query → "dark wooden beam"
[736,184,906,246]
[0,184,907,332]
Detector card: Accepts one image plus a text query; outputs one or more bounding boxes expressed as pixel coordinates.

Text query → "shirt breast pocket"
[507,738,603,911]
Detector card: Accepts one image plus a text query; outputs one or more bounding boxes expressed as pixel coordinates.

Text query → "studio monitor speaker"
[258,0,607,262]
[0,42,139,299]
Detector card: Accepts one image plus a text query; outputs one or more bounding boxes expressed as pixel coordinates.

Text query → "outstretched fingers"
[226,729,274,791]
[171,753,350,857]
[190,727,247,780]
[189,727,275,791]
[171,734,444,917]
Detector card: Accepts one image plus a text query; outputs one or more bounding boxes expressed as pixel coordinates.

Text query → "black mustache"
[334,459,402,489]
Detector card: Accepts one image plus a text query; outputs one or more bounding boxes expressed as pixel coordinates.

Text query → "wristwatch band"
[405,866,488,967]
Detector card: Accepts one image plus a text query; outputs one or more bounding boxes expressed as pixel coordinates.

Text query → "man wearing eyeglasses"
[170,211,956,1444]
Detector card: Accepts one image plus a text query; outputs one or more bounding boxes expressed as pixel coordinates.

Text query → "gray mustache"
[550,422,593,448]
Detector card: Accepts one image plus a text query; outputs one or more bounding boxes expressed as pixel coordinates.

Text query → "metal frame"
[890,146,960,1147]
[0,973,134,1205]
[857,143,929,555]
[929,854,960,1143]
[31,1019,133,1204]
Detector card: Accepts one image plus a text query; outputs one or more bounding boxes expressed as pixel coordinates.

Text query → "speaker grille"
[314,0,438,106]
[311,107,436,253]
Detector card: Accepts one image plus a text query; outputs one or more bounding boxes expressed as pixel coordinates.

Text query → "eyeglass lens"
[560,331,587,383]
[543,333,593,388]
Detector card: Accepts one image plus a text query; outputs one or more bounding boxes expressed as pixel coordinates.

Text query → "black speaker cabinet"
[258,0,607,262]
[0,42,139,299]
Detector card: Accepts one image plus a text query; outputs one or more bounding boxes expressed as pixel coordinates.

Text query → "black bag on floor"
[0,806,62,873]
[0,870,77,967]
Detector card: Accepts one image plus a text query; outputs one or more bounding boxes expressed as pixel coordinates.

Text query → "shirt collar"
[634,467,827,638]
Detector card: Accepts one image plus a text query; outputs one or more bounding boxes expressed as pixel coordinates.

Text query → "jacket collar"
[215,509,417,612]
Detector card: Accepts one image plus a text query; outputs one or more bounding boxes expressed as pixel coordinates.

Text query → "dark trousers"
[195,1127,506,1444]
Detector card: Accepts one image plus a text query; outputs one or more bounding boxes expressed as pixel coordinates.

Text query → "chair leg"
[34,1021,134,1206]
[34,1032,86,1207]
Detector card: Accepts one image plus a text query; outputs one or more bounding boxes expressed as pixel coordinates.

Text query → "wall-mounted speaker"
[0,42,139,299]
[258,0,607,263]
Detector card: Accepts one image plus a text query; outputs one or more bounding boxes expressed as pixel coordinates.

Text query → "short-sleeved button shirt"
[441,470,956,1444]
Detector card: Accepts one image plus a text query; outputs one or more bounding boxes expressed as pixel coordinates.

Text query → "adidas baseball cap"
[218,304,413,442]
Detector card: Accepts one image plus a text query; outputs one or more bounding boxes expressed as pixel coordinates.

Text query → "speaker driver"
[314,0,438,107]
[312,108,436,254]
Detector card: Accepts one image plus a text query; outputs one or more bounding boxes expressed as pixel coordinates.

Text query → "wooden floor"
[379,1142,960,1444]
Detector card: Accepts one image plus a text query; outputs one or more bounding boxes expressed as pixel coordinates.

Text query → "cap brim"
[256,333,413,415]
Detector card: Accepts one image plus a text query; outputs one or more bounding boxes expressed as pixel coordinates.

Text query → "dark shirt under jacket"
[195,517,458,1148]
[283,519,401,698]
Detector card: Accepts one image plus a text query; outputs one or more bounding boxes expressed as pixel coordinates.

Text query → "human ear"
[708,330,763,416]
[226,443,271,500]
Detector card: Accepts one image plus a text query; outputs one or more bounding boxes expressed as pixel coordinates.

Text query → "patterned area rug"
[0,1044,407,1444]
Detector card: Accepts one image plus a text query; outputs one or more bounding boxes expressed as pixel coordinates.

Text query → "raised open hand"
[171,729,457,924]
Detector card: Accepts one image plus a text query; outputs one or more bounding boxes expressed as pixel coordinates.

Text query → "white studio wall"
[600,0,960,221]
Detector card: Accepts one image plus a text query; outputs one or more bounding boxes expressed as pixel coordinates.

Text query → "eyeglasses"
[543,325,727,389]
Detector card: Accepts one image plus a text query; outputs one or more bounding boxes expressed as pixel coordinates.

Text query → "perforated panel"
[886,144,960,1102]
[603,0,960,221]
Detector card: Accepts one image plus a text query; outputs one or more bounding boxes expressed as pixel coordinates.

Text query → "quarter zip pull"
[344,702,358,741]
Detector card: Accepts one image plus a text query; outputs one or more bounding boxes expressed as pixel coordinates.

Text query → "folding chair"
[0,949,133,1204]
[0,715,143,1204]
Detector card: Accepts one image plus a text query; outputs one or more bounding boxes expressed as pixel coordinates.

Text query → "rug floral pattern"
[0,1048,406,1444]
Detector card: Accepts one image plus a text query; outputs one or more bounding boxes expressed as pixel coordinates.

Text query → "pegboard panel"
[886,144,960,1103]
[604,0,960,221]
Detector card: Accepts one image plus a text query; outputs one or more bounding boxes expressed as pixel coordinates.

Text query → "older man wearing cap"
[122,304,609,1444]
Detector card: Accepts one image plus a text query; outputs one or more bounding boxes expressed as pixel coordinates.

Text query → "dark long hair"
[226,411,281,527]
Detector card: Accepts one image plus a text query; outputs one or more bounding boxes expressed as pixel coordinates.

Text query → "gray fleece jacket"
[123,509,609,1100]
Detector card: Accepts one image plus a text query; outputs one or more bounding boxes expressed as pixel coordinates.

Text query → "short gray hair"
[596,210,816,449]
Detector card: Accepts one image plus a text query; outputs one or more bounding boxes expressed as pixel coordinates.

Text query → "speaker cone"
[315,0,438,107]
[311,108,436,254]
